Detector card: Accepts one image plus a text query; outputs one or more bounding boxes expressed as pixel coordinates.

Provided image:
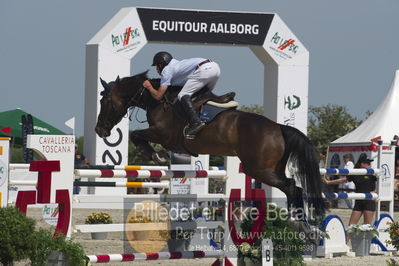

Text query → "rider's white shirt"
[160,58,205,87]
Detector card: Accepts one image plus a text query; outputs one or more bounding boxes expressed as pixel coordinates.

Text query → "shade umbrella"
[0,108,66,140]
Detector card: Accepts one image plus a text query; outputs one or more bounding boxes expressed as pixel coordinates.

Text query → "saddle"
[172,90,238,123]
[195,91,236,106]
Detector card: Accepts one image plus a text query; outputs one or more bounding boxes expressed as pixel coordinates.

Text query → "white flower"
[359,224,374,231]
[347,224,378,237]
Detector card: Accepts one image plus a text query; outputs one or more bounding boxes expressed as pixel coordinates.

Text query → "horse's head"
[95,71,148,138]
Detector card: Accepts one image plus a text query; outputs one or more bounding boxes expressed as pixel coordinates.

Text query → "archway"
[83,7,309,198]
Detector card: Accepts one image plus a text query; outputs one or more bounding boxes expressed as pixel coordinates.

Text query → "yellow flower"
[239,242,251,255]
[85,212,112,224]
[251,248,260,257]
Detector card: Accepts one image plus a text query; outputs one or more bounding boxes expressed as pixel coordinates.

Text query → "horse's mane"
[120,71,149,86]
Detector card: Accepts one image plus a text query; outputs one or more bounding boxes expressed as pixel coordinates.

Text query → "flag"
[0,126,11,135]
[65,117,75,135]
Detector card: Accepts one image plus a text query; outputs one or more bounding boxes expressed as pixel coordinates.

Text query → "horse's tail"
[280,125,325,216]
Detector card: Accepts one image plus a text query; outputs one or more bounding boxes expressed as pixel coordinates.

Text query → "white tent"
[332,70,399,145]
[328,69,398,169]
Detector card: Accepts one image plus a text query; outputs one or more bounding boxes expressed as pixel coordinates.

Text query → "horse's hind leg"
[249,168,307,215]
[246,168,316,242]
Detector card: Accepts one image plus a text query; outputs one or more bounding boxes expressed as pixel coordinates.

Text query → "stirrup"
[183,122,205,140]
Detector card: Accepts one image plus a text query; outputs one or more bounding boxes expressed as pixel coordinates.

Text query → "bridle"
[127,85,146,109]
[127,85,147,123]
[100,82,147,126]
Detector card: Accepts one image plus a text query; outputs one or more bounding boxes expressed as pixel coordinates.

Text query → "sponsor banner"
[27,135,75,203]
[276,66,308,134]
[137,8,274,45]
[42,203,59,226]
[170,178,191,195]
[170,154,209,195]
[96,8,147,58]
[263,15,307,62]
[379,150,394,201]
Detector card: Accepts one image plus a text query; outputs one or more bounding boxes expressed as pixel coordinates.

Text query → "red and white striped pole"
[87,250,223,263]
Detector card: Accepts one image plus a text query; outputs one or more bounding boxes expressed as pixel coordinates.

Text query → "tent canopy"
[0,108,66,140]
[332,70,399,145]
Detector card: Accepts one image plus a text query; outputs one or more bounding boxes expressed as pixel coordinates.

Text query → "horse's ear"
[100,78,111,91]
[115,75,120,83]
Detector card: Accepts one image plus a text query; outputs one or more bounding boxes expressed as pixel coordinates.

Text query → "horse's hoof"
[288,218,319,244]
[184,134,196,140]
[152,152,168,164]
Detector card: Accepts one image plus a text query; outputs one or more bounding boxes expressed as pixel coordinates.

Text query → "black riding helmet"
[152,51,173,69]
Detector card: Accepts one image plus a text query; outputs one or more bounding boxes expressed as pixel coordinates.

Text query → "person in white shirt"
[339,154,355,208]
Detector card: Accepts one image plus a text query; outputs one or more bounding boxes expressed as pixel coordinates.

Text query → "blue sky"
[1,0,398,136]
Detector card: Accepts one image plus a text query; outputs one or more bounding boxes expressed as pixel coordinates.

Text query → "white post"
[251,14,309,208]
[377,140,395,220]
[0,137,10,207]
[84,8,147,167]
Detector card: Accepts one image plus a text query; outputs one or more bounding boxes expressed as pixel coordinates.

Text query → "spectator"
[394,158,399,192]
[74,145,89,194]
[75,145,88,168]
[323,157,377,225]
[318,152,326,168]
[338,154,355,208]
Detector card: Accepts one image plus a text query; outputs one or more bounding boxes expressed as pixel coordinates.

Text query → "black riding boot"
[181,95,205,138]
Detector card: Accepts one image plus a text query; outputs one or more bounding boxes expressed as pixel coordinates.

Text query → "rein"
[127,86,147,123]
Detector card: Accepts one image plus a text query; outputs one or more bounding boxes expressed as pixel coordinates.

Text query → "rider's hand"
[143,80,152,90]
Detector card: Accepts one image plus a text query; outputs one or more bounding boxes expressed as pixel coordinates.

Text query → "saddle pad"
[200,103,236,123]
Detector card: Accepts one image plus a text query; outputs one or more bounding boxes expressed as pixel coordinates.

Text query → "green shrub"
[386,221,399,250]
[261,215,307,266]
[0,207,36,265]
[0,206,87,265]
[239,207,308,266]
[29,230,87,266]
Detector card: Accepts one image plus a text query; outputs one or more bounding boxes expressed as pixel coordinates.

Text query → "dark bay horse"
[95,71,325,238]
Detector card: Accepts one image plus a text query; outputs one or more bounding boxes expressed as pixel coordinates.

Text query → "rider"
[142,51,221,138]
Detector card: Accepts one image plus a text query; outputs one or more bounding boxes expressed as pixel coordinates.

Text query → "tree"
[308,104,361,154]
[238,104,264,115]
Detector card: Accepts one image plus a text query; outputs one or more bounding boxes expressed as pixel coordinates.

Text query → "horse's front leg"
[130,128,169,164]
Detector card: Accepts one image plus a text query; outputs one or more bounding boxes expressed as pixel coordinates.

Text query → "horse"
[95,71,326,240]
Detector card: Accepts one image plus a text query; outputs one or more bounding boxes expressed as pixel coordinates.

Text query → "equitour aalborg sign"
[136,8,274,45]
[84,7,309,168]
